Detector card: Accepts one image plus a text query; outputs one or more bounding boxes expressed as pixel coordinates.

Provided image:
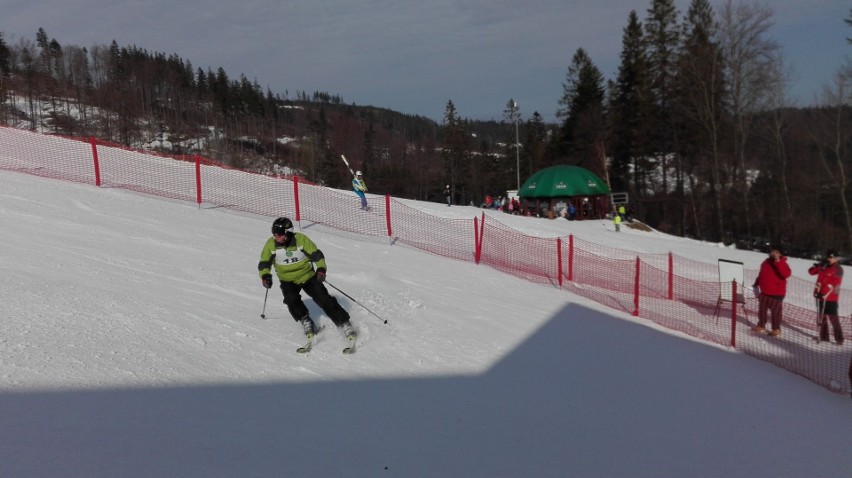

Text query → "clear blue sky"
[3,0,849,122]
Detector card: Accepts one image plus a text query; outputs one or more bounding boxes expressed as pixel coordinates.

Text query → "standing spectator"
[613,212,622,232]
[617,204,626,220]
[444,185,452,206]
[258,217,357,342]
[567,202,577,221]
[352,170,368,210]
[751,244,792,336]
[808,249,845,345]
[483,194,493,209]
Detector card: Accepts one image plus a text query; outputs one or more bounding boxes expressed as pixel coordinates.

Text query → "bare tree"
[763,60,795,221]
[811,71,852,249]
[718,0,782,237]
[677,0,726,241]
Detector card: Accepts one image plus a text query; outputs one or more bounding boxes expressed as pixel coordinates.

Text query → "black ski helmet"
[272,217,293,235]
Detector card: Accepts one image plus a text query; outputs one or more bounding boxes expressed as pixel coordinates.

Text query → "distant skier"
[258,217,356,341]
[352,170,368,210]
[444,185,452,206]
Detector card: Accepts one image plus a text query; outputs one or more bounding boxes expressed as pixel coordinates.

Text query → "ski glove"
[262,274,273,289]
[814,291,824,299]
[315,269,326,283]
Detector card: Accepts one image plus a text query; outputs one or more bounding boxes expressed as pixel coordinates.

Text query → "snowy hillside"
[0,169,850,477]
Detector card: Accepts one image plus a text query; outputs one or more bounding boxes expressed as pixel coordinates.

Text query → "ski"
[296,337,313,353]
[296,325,325,353]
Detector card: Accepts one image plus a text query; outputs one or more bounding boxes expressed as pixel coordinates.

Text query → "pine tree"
[441,100,469,202]
[0,32,10,77]
[0,32,9,124]
[523,112,549,175]
[644,0,681,223]
[611,10,654,197]
[555,48,606,172]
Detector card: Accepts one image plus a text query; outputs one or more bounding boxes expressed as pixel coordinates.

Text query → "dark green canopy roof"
[519,165,609,198]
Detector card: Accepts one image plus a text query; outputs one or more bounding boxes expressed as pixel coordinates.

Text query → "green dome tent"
[519,165,609,198]
[517,165,610,219]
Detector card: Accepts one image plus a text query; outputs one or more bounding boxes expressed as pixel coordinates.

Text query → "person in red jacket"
[808,249,844,345]
[751,244,792,336]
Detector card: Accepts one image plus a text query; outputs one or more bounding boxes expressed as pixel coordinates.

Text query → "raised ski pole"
[260,288,270,319]
[326,281,388,324]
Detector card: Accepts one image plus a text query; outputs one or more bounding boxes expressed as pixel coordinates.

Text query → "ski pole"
[260,288,269,319]
[326,280,388,324]
[815,296,826,342]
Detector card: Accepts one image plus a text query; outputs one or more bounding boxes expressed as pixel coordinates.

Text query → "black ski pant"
[280,274,350,326]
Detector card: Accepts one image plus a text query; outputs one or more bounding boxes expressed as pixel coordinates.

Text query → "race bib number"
[274,250,304,265]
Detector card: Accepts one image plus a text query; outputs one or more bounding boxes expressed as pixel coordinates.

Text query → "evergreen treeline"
[0,1,851,258]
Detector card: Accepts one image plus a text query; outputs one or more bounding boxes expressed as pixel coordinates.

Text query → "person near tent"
[808,249,844,345]
[613,211,622,232]
[258,217,356,341]
[352,170,368,210]
[567,202,577,221]
[483,194,493,209]
[751,244,792,336]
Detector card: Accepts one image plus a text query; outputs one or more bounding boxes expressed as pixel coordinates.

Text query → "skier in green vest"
[258,217,356,341]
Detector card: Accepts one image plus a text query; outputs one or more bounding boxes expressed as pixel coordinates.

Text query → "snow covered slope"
[0,169,849,477]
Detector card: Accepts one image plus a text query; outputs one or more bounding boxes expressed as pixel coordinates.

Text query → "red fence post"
[557,237,563,288]
[568,234,574,282]
[632,256,641,316]
[90,137,101,186]
[668,252,674,300]
[473,216,480,263]
[385,195,392,237]
[474,213,485,264]
[731,280,738,347]
[293,176,301,222]
[194,155,202,206]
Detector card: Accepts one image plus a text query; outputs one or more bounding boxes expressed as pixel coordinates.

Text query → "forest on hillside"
[0,0,851,259]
